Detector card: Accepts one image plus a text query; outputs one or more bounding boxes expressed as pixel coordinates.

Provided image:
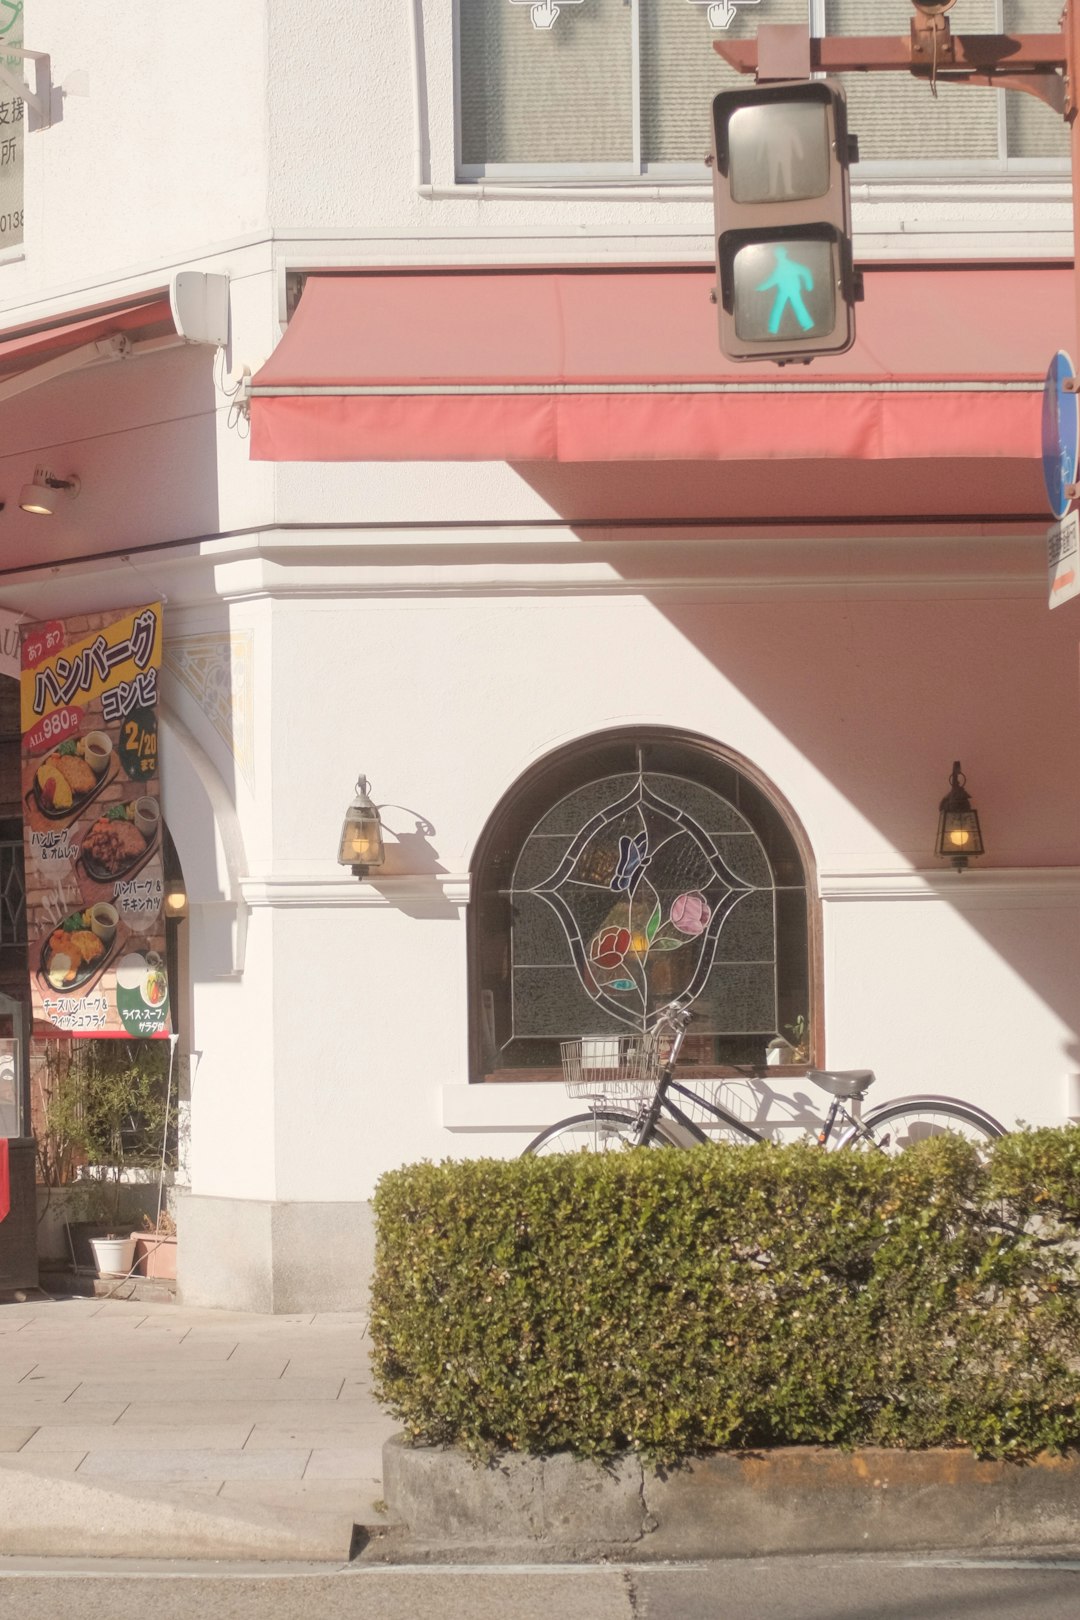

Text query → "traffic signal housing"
[711,79,858,364]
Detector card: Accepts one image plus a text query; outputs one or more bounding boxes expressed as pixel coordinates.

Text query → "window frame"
[467,727,822,1084]
[0,4,26,261]
[453,0,1069,183]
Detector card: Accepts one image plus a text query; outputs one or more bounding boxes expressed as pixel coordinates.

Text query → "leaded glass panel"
[471,734,811,1077]
[511,770,778,1038]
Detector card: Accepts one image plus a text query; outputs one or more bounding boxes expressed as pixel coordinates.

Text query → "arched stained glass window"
[470,732,814,1081]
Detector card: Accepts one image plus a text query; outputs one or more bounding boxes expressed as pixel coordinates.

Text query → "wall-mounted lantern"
[936,761,984,873]
[337,776,386,878]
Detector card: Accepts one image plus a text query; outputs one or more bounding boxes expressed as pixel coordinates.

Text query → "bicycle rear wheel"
[523,1109,683,1157]
[843,1095,1005,1155]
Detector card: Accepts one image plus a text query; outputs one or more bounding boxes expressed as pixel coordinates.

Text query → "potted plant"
[765,1016,810,1069]
[131,1209,177,1280]
[784,1015,810,1065]
[34,1039,177,1276]
[33,1040,111,1270]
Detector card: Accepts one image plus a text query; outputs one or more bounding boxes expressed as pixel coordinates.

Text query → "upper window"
[456,0,1067,178]
[0,0,24,252]
[470,731,812,1080]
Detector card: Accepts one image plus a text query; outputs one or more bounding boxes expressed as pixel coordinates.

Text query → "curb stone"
[382,1435,1080,1563]
[0,1467,356,1563]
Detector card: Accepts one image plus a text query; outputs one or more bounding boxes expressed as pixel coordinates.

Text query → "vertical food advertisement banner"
[20,603,170,1038]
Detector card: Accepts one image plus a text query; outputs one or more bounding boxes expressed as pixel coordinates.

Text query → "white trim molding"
[240,872,471,909]
[818,868,1080,907]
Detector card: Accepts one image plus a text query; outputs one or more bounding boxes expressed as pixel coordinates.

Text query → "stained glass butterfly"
[611,832,650,896]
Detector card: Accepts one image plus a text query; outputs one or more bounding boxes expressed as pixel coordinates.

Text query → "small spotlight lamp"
[19,466,81,516]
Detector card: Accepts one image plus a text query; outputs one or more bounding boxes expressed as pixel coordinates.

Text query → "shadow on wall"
[369,821,458,920]
[511,458,1080,1075]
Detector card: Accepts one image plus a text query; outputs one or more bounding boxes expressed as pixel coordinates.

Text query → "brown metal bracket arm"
[716,31,1068,117]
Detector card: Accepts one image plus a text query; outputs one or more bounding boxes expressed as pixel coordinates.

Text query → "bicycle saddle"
[807,1068,875,1100]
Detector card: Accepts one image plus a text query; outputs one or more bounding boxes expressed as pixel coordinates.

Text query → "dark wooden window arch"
[469,729,817,1082]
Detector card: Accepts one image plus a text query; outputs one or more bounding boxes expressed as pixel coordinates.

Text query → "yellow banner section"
[21,603,162,731]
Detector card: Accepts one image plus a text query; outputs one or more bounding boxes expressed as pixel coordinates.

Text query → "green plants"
[76,1040,177,1230]
[371,1129,1080,1466]
[33,1039,177,1270]
[783,1014,810,1063]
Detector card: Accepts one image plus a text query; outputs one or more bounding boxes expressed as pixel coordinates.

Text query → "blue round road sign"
[1042,351,1079,520]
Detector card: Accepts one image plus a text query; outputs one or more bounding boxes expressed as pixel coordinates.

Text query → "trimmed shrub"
[370,1131,1080,1464]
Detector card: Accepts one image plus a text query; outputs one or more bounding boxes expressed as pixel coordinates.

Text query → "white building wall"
[0,6,1074,1309]
[5,2,269,310]
[0,0,1069,334]
[174,570,1076,1208]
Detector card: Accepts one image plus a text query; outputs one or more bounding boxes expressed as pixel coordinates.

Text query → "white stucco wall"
[0,0,1069,341]
[0,4,1073,1242]
[1,2,268,312]
[144,567,1077,1205]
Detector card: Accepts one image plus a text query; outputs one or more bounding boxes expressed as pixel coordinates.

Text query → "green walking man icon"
[756,246,815,335]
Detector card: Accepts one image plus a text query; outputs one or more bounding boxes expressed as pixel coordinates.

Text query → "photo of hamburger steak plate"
[79,802,159,883]
[31,738,117,821]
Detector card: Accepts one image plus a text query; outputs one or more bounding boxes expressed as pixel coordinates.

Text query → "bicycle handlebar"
[652,1000,696,1028]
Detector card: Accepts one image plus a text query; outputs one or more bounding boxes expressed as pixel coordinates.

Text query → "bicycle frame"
[625,1012,874,1151]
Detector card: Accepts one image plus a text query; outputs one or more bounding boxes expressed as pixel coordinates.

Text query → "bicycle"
[523,1001,1005,1157]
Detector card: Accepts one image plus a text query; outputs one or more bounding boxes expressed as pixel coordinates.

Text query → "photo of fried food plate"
[38,909,118,994]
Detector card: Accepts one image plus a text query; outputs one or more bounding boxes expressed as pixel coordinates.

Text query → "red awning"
[248,266,1068,464]
[0,296,175,382]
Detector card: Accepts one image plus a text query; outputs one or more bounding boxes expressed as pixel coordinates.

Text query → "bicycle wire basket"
[560,1032,666,1105]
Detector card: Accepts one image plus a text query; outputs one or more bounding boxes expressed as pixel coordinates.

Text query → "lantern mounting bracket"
[0,45,53,130]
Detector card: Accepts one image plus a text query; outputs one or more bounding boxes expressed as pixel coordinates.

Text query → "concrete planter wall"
[383,1436,1080,1562]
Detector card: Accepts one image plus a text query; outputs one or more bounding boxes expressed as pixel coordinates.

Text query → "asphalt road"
[1,1552,1079,1619]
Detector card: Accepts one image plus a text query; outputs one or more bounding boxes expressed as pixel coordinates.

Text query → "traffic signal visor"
[712,81,856,364]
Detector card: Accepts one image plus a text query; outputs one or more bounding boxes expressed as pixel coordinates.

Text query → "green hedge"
[370,1131,1080,1464]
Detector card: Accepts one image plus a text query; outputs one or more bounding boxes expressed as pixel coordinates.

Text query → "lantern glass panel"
[338,809,385,869]
[937,808,984,860]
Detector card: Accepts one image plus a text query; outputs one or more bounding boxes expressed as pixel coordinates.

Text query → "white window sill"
[442,1082,566,1134]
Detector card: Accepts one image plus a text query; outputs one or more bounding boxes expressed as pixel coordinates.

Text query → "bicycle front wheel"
[844,1095,1005,1156]
[523,1109,683,1157]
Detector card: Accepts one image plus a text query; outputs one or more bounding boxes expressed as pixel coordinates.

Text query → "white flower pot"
[766,1037,797,1067]
[89,1235,137,1278]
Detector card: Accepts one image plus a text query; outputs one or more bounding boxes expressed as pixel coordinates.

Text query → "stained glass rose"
[590,926,631,968]
[670,892,711,937]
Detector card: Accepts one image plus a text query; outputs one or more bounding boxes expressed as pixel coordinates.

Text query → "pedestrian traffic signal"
[711,80,858,364]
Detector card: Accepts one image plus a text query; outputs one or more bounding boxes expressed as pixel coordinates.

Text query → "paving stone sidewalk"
[0,1295,398,1559]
